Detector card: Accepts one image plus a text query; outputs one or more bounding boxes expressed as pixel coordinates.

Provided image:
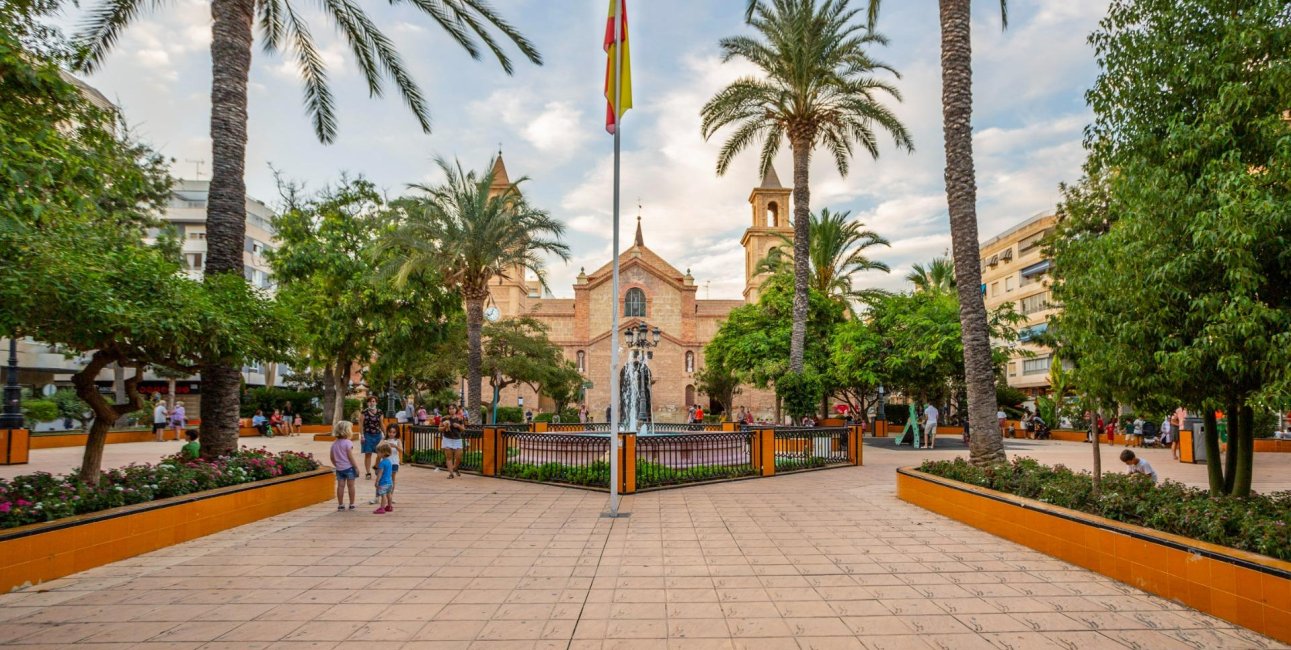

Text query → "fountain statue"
[618,355,653,432]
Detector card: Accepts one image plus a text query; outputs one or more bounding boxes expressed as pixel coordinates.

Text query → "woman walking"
[441,403,466,478]
[361,397,385,480]
[169,400,187,441]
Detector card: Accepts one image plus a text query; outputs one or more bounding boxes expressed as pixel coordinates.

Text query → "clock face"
[484,307,501,322]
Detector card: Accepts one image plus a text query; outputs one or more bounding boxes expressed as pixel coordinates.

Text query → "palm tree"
[378,157,569,424]
[73,0,541,456]
[906,257,956,294]
[754,208,891,308]
[702,0,913,379]
[869,0,1007,465]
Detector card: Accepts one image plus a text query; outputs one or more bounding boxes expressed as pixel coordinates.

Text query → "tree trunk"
[1203,408,1225,496]
[112,363,127,427]
[465,296,485,425]
[1232,404,1254,498]
[198,0,254,459]
[1090,413,1101,497]
[788,140,811,375]
[939,0,1003,466]
[322,361,337,425]
[331,357,348,424]
[167,378,176,410]
[1223,399,1238,494]
[72,352,145,484]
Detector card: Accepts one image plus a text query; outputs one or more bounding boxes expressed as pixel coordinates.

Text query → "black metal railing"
[648,422,726,433]
[407,425,484,473]
[634,431,756,489]
[499,430,611,488]
[546,422,611,432]
[772,427,849,472]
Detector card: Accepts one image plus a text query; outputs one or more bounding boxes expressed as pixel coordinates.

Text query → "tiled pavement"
[0,441,1285,649]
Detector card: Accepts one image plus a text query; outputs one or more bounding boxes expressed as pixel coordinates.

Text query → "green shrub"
[0,448,320,529]
[493,406,523,423]
[776,371,824,420]
[500,461,610,487]
[919,457,1291,561]
[21,400,59,423]
[240,387,323,423]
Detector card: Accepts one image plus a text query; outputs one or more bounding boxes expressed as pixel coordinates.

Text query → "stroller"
[1032,416,1052,440]
[1140,420,1163,447]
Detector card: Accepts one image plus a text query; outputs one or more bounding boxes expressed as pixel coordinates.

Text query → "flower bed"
[0,448,319,529]
[918,457,1291,561]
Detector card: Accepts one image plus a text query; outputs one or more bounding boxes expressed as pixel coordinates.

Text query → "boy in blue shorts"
[373,442,394,514]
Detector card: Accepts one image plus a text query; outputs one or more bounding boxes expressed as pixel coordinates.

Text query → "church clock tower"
[486,152,533,318]
[740,166,793,303]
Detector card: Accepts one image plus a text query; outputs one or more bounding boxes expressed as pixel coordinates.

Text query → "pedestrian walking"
[169,400,186,441]
[361,397,384,480]
[283,402,297,436]
[441,403,466,478]
[923,403,940,449]
[152,400,169,442]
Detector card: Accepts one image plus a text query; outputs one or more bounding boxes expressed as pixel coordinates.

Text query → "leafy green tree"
[367,314,465,407]
[1051,0,1291,498]
[541,362,585,421]
[478,317,569,422]
[694,361,741,418]
[707,273,846,420]
[74,0,541,445]
[827,316,885,418]
[269,177,457,424]
[0,6,286,472]
[905,257,956,294]
[754,208,891,309]
[378,157,569,424]
[702,0,912,380]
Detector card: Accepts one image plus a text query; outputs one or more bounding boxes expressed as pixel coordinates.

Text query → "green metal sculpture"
[897,402,922,448]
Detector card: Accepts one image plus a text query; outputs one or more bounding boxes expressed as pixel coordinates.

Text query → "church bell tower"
[486,151,533,317]
[741,166,793,303]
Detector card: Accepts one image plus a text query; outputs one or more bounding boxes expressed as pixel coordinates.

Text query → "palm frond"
[73,0,156,71]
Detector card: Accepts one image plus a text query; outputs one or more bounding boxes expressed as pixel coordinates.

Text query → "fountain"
[511,321,748,470]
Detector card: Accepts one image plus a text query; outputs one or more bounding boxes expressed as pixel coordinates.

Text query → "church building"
[485,156,793,423]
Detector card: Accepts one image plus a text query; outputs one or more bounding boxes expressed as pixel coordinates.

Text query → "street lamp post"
[875,385,886,438]
[0,338,22,430]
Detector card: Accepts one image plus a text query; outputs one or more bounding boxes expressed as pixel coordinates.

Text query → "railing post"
[759,429,776,477]
[401,424,412,463]
[848,425,861,465]
[622,432,636,494]
[482,427,498,476]
[534,421,548,433]
[721,421,736,432]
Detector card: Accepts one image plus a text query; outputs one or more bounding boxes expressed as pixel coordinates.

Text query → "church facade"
[486,156,794,423]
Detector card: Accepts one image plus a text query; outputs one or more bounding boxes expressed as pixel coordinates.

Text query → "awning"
[1020,259,1052,277]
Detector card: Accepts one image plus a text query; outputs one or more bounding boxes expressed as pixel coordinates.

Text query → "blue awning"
[1020,259,1052,277]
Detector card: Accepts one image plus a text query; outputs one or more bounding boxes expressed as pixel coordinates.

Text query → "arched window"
[624,288,646,317]
[685,351,695,373]
[767,201,779,228]
[576,351,586,373]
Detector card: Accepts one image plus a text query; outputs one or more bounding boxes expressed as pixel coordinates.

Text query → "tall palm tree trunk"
[465,295,485,424]
[940,0,1003,465]
[199,0,255,458]
[788,140,812,374]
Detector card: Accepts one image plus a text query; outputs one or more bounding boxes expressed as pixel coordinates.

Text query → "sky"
[60,0,1109,300]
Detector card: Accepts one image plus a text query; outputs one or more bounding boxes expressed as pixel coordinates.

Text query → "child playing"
[1120,449,1158,484]
[180,429,200,460]
[331,421,359,510]
[373,442,395,514]
[371,424,403,505]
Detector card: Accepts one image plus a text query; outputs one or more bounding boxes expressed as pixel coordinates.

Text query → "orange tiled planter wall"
[0,468,332,593]
[0,429,29,464]
[1255,439,1291,453]
[896,467,1291,644]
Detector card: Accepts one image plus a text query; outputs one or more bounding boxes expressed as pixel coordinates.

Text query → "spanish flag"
[604,0,632,134]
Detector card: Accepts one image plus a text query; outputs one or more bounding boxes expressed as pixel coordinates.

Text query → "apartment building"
[980,212,1060,396]
[3,179,284,414]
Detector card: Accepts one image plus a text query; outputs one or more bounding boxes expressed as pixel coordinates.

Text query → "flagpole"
[606,0,624,517]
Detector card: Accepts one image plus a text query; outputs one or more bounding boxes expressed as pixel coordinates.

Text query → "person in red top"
[693,406,704,423]
[1106,416,1118,446]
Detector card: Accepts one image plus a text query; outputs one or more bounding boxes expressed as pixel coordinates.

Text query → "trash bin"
[1186,417,1206,464]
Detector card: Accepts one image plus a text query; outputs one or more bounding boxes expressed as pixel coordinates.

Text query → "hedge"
[919,457,1291,561]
